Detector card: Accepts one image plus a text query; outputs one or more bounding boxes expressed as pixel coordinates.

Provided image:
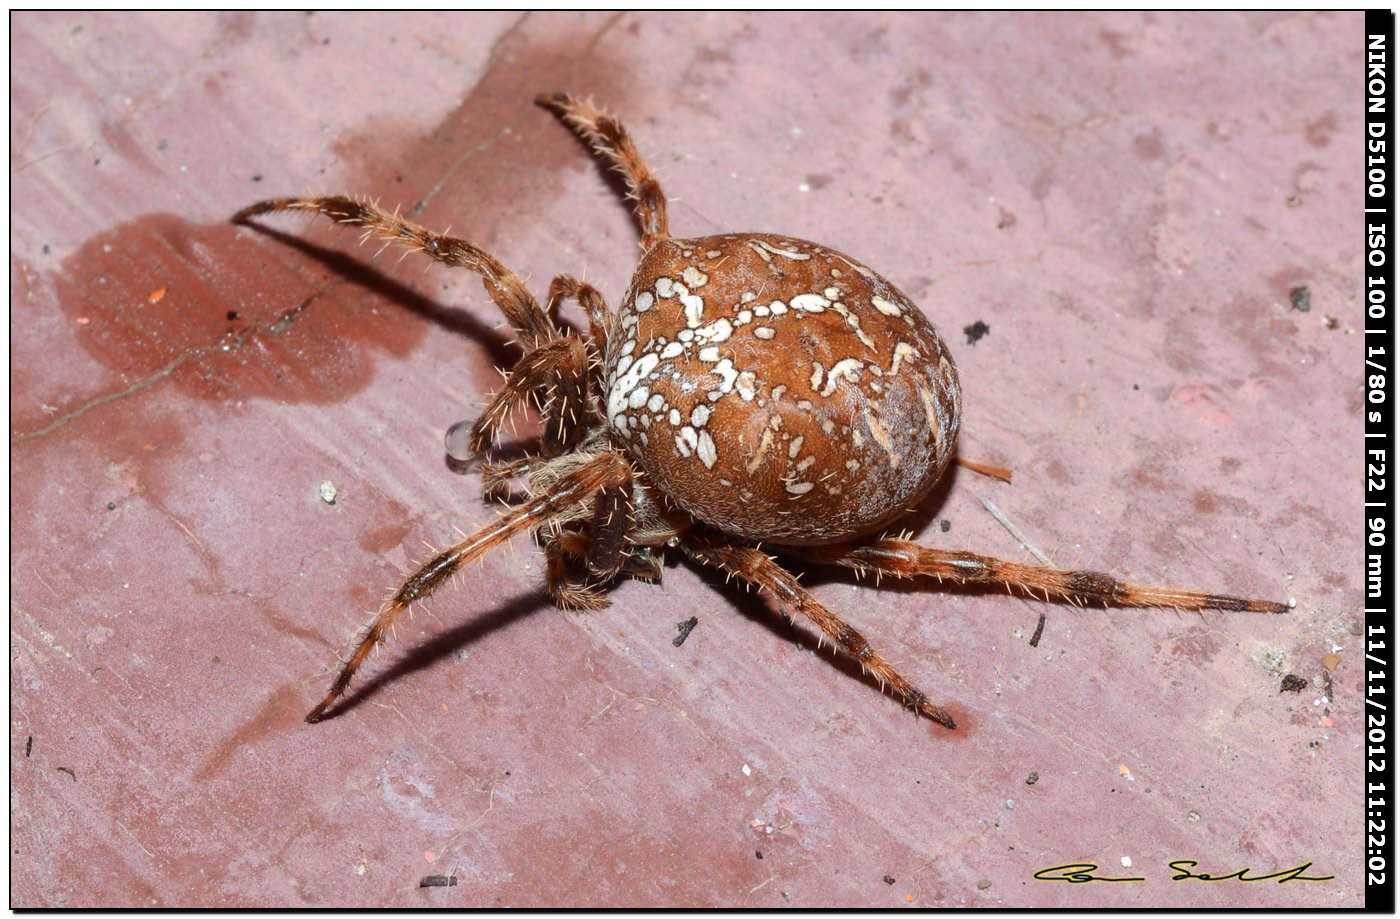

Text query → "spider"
[234,93,1289,729]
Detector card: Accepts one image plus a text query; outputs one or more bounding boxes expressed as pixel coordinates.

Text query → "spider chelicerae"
[234,93,1289,729]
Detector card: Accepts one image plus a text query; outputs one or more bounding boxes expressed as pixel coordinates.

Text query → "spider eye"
[444,419,475,462]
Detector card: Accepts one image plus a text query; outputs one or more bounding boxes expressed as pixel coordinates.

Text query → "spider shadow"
[306,588,554,722]
[680,555,919,707]
[235,220,521,371]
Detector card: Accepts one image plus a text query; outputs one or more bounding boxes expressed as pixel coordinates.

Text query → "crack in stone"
[12,287,332,445]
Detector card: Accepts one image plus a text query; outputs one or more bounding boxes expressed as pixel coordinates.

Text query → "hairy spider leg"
[547,274,614,349]
[680,537,958,730]
[543,531,611,611]
[802,540,1291,613]
[304,452,633,723]
[541,528,665,611]
[537,93,671,250]
[586,476,637,580]
[469,335,593,456]
[233,195,558,348]
[954,456,1014,483]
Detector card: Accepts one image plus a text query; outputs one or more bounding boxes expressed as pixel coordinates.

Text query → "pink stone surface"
[11,11,1363,907]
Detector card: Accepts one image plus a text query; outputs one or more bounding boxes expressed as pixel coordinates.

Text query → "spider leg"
[680,535,957,729]
[537,93,670,249]
[547,274,614,349]
[543,530,611,611]
[479,455,537,501]
[955,456,1013,483]
[469,336,593,456]
[233,195,557,348]
[800,540,1290,613]
[585,470,637,581]
[305,451,632,723]
[540,455,640,603]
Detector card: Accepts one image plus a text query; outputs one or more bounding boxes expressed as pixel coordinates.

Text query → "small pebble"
[318,480,338,505]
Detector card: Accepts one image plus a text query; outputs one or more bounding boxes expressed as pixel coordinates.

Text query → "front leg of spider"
[304,452,633,723]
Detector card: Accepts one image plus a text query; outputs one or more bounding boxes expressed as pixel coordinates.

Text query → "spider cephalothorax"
[234,93,1288,730]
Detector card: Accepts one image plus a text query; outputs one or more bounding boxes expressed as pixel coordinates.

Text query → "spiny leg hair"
[803,539,1290,613]
[537,93,671,249]
[305,452,632,723]
[681,536,957,730]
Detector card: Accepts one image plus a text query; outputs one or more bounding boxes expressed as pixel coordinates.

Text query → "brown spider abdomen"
[605,233,961,545]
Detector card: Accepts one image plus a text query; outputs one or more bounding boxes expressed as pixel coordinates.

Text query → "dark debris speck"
[1288,286,1311,312]
[963,320,990,346]
[673,616,699,647]
[1025,770,1039,785]
[938,519,951,533]
[419,875,457,888]
[1280,674,1308,693]
[883,874,896,885]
